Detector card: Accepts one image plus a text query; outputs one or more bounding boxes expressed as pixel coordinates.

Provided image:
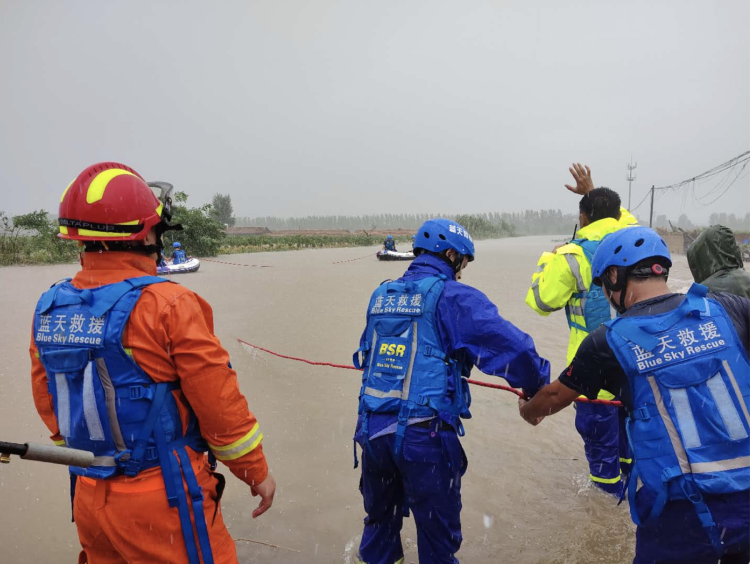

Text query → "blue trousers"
[574,402,631,495]
[633,491,750,563]
[357,424,468,564]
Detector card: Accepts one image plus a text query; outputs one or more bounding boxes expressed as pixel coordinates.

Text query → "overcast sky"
[1,0,748,223]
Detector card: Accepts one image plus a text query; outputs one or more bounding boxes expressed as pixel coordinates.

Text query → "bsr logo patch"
[379,343,406,357]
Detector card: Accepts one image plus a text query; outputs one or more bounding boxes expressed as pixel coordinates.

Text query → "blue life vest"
[173,249,187,264]
[33,276,214,564]
[353,275,469,453]
[384,240,396,252]
[605,284,750,554]
[565,238,612,333]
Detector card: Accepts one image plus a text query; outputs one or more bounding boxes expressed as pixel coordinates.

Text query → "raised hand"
[565,163,594,195]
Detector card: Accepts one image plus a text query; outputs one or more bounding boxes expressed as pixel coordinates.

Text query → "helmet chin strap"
[601,266,629,314]
[143,220,183,264]
[437,251,465,276]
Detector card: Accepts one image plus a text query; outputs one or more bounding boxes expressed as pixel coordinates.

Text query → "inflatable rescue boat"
[157,257,201,275]
[377,250,415,261]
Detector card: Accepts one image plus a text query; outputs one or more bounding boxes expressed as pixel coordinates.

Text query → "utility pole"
[626,156,637,209]
[648,185,655,228]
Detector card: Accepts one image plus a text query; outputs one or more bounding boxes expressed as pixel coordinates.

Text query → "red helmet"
[58,162,164,241]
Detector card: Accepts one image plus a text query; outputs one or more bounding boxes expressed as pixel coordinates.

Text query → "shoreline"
[2,233,526,266]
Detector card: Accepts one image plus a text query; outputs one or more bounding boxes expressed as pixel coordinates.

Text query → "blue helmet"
[591,226,671,286]
[386,234,393,240]
[413,218,475,261]
[173,241,181,248]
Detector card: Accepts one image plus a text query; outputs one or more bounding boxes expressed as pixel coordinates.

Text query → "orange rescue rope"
[236,338,623,406]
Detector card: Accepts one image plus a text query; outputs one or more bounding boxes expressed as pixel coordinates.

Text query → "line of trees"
[708,212,750,232]
[4,187,744,266]
[652,212,750,232]
[0,210,78,265]
[235,209,577,236]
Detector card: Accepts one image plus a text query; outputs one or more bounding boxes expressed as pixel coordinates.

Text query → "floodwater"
[0,236,695,563]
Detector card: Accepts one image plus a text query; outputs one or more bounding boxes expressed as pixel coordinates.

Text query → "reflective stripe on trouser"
[575,402,627,495]
[73,455,237,564]
[355,556,404,564]
[358,424,467,564]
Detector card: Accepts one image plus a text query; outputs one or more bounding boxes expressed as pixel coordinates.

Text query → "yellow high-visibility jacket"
[525,208,637,399]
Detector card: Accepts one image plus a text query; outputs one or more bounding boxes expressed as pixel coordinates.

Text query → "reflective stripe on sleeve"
[209,423,263,461]
[531,280,562,313]
[564,254,587,292]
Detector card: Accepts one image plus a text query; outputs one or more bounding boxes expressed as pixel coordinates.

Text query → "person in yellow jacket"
[525,163,636,495]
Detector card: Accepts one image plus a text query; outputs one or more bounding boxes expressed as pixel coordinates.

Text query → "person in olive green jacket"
[687,224,750,298]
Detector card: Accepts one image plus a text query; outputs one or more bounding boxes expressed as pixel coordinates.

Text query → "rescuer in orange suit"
[29,162,275,564]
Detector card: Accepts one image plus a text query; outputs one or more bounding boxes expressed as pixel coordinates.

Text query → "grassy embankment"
[0,233,415,265]
[218,234,412,254]
[0,209,512,265]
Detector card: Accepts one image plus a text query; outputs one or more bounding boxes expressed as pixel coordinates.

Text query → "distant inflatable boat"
[377,250,415,261]
[157,257,201,275]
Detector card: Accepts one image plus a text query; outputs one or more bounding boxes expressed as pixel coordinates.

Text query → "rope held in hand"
[201,258,273,268]
[202,252,375,268]
[236,338,623,406]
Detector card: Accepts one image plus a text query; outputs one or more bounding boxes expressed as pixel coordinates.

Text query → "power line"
[635,150,750,226]
[653,150,750,193]
[694,159,750,207]
[630,187,652,212]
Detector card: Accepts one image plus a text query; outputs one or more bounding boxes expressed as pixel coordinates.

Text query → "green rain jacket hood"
[687,225,750,298]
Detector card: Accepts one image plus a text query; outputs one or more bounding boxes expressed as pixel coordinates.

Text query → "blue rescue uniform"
[172,248,187,265]
[353,254,550,564]
[569,238,632,495]
[561,289,750,564]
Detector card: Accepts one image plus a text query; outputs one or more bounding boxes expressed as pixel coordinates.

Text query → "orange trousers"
[73,458,237,564]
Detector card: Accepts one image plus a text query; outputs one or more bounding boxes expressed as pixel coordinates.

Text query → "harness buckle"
[145,446,158,461]
[129,386,144,400]
[424,345,433,356]
[634,406,651,421]
[123,459,140,477]
[661,466,681,483]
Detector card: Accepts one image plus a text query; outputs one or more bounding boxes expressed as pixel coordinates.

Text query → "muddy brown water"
[0,236,696,563]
